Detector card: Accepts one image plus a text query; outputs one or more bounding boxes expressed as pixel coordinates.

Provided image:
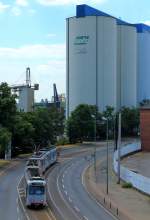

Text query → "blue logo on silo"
[74,36,89,45]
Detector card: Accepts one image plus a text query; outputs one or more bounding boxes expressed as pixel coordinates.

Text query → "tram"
[24,146,57,207]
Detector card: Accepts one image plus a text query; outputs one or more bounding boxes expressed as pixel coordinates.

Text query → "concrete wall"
[113,142,150,195]
[117,25,137,108]
[138,33,150,102]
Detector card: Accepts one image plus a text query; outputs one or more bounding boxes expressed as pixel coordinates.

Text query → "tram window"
[29,186,45,195]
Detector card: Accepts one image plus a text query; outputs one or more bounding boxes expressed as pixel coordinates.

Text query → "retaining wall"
[113,142,150,195]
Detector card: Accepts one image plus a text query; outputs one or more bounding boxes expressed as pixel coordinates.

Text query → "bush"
[122,182,132,188]
[56,137,70,146]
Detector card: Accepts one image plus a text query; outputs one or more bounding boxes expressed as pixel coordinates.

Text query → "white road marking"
[45,210,54,220]
[47,207,57,220]
[17,176,30,220]
[62,184,64,188]
[69,197,72,202]
[18,188,24,191]
[56,168,83,220]
[64,190,68,195]
[74,206,80,212]
[47,180,66,220]
[82,164,118,220]
[83,216,89,220]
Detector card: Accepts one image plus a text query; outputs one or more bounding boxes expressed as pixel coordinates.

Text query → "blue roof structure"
[76,4,150,33]
[135,23,150,33]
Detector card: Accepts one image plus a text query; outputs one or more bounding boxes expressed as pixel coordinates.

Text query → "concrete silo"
[66,8,117,117]
[66,16,97,117]
[97,16,117,112]
[66,4,150,117]
[137,24,150,103]
[117,24,137,109]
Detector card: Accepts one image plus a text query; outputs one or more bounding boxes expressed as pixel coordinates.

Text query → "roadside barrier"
[113,142,150,195]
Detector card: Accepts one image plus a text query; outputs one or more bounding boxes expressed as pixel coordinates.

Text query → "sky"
[0,0,150,101]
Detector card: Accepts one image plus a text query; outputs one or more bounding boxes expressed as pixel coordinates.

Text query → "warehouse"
[66,4,150,117]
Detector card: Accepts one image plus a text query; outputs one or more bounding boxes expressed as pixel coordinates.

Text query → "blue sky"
[0,0,150,101]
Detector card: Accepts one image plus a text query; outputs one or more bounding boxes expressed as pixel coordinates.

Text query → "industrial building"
[66,4,150,117]
[11,67,39,112]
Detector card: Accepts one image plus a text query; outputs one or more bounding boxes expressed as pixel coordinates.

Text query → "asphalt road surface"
[0,144,116,220]
[0,161,25,220]
[48,145,117,220]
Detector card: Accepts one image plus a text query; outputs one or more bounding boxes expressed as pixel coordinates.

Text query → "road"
[0,144,116,220]
[0,161,25,220]
[47,145,117,220]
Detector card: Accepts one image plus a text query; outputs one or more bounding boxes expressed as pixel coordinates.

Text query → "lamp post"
[117,112,121,184]
[92,114,97,181]
[102,116,109,194]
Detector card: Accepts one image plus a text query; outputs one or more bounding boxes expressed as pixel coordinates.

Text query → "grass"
[17,153,32,159]
[0,160,10,168]
[122,182,133,188]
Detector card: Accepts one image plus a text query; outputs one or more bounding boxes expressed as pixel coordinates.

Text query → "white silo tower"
[117,24,137,108]
[137,28,150,103]
[66,14,117,117]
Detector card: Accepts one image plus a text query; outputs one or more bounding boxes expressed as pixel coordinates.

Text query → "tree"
[66,104,96,143]
[121,107,139,136]
[0,83,17,130]
[0,127,11,157]
[24,107,65,148]
[12,112,35,154]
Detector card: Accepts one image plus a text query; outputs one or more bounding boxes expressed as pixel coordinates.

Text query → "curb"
[82,165,119,220]
[82,161,135,220]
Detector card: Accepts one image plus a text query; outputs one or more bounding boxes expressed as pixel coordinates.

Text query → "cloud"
[11,6,22,16]
[0,2,10,13]
[28,9,36,15]
[46,33,56,38]
[35,60,66,100]
[0,44,65,59]
[143,20,150,26]
[16,0,28,7]
[36,0,106,6]
[0,44,66,100]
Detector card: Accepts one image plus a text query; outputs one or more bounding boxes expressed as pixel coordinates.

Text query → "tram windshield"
[29,185,45,195]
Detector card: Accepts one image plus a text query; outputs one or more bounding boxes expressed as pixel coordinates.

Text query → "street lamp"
[102,116,109,194]
[117,112,121,184]
[91,114,97,181]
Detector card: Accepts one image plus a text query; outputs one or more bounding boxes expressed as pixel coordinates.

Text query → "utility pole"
[117,112,121,184]
[106,118,109,194]
[94,114,97,181]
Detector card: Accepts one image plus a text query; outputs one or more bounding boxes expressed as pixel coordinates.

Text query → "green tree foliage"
[0,127,11,157]
[67,104,96,143]
[67,104,140,143]
[0,83,65,157]
[12,107,65,153]
[12,113,35,153]
[0,83,17,130]
[121,107,139,136]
